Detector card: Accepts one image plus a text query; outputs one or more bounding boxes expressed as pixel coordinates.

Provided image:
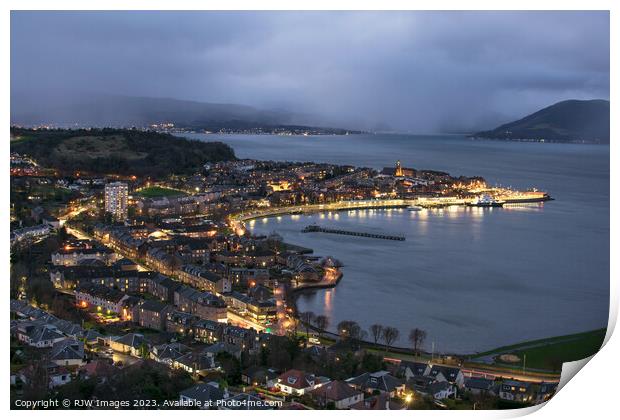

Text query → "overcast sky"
[11,11,609,132]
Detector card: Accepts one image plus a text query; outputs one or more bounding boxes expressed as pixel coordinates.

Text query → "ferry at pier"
[498,190,553,204]
[407,205,423,211]
[468,194,504,207]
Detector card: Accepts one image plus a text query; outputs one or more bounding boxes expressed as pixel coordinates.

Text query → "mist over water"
[188,133,609,353]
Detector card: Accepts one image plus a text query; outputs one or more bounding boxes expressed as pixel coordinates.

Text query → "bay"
[185,133,610,353]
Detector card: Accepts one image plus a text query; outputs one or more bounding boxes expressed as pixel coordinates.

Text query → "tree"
[299,311,316,344]
[408,328,427,356]
[381,326,400,352]
[337,320,363,342]
[370,324,384,346]
[138,343,150,359]
[314,315,329,332]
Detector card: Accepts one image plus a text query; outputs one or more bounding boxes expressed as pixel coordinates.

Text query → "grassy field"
[471,328,607,371]
[310,328,606,373]
[135,186,186,198]
[56,135,148,160]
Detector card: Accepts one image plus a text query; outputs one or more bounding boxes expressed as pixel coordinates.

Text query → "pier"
[302,224,405,241]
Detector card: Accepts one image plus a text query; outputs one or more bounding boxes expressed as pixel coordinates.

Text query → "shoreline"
[233,195,552,224]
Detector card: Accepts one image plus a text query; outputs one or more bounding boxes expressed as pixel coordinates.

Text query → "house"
[179,382,227,409]
[51,319,84,338]
[192,319,223,343]
[52,266,152,292]
[228,267,270,288]
[173,352,216,375]
[151,343,191,366]
[15,321,65,348]
[499,380,533,403]
[19,363,72,389]
[178,264,231,294]
[110,333,148,357]
[147,274,182,303]
[276,369,325,396]
[48,338,85,367]
[166,311,200,336]
[204,342,242,360]
[242,367,279,388]
[426,364,465,388]
[399,361,430,380]
[245,299,278,322]
[80,360,119,382]
[426,381,456,400]
[310,380,364,409]
[117,296,141,322]
[350,393,405,410]
[75,283,129,314]
[138,300,171,331]
[347,371,405,397]
[145,247,181,277]
[82,329,104,347]
[464,377,496,396]
[221,325,257,351]
[533,382,558,404]
[51,244,116,266]
[174,285,228,323]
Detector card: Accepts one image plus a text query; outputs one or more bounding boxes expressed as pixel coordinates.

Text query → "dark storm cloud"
[11,11,609,132]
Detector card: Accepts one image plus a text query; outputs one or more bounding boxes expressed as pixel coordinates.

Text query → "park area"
[134,186,186,198]
[470,328,607,372]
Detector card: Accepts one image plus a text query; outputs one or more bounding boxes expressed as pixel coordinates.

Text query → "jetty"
[301,224,405,241]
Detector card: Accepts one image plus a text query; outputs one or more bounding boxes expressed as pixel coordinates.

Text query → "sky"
[10,11,610,132]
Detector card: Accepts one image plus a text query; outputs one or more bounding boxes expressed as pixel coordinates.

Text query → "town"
[10,131,559,410]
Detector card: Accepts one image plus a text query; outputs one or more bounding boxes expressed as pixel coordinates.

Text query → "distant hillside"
[10,127,235,177]
[473,99,610,143]
[10,93,359,134]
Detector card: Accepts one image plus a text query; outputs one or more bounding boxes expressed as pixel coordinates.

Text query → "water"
[185,133,610,353]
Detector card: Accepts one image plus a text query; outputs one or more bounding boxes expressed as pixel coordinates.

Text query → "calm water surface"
[185,133,609,353]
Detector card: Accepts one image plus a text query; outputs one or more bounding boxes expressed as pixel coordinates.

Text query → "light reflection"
[323,288,334,318]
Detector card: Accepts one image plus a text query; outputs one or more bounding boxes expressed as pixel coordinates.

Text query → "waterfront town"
[10,131,559,410]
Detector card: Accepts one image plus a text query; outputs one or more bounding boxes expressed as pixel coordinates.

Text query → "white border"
[2,2,616,420]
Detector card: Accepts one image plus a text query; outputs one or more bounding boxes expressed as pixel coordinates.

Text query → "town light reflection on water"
[323,288,334,318]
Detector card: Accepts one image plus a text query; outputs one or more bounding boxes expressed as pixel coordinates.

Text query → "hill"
[473,99,609,143]
[10,127,235,177]
[10,93,359,134]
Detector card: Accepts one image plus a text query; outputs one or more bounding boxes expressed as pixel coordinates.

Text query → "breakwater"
[301,224,405,241]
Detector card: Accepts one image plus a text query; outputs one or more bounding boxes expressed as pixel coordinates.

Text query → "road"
[226,311,268,332]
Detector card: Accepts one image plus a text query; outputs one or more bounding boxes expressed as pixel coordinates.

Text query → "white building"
[105,182,128,220]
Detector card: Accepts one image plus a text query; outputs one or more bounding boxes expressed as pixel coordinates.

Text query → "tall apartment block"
[105,182,128,221]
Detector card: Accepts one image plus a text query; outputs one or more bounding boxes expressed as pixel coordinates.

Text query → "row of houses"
[74,279,228,326]
[51,240,117,266]
[10,223,55,246]
[50,265,155,292]
[398,360,557,404]
[269,363,557,409]
[222,291,277,322]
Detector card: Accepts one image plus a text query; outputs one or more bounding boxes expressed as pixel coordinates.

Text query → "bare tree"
[381,326,400,352]
[337,320,363,342]
[370,324,384,346]
[314,315,329,332]
[408,328,427,356]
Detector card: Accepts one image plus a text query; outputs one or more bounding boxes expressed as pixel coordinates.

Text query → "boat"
[468,194,504,207]
[407,205,423,211]
[501,191,553,204]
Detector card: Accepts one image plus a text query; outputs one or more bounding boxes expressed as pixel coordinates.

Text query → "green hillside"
[474,99,609,143]
[10,127,235,177]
